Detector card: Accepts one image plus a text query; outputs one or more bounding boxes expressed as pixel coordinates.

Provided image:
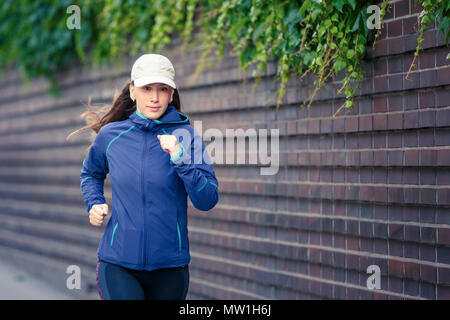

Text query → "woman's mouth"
[147,106,160,112]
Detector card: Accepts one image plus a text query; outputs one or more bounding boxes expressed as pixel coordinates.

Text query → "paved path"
[0,260,74,300]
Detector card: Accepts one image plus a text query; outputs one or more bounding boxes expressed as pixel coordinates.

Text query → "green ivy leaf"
[344,100,354,108]
[346,50,355,59]
[284,7,299,26]
[311,7,322,21]
[357,43,365,55]
[252,23,265,43]
[334,0,345,13]
[351,13,361,32]
[348,0,357,11]
[334,59,347,73]
[298,0,312,18]
[303,51,315,66]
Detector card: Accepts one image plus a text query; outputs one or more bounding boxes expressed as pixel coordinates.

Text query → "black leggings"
[96,259,189,300]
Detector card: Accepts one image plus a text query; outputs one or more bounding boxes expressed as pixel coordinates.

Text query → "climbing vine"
[406,0,450,80]
[0,0,448,112]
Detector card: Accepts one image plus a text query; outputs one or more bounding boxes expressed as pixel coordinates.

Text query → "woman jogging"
[73,53,219,300]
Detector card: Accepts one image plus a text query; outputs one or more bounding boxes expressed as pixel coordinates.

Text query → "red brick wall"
[0,0,448,299]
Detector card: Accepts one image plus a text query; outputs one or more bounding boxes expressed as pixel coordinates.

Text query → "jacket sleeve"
[170,126,219,211]
[80,129,109,214]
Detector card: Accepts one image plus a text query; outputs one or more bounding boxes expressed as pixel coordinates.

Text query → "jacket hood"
[129,105,190,131]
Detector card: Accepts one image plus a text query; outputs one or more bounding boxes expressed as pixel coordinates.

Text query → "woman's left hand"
[157,134,181,158]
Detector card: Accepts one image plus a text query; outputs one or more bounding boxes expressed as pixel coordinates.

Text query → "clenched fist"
[157,134,181,158]
[89,203,108,227]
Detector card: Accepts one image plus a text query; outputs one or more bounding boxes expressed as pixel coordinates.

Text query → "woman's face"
[129,82,174,119]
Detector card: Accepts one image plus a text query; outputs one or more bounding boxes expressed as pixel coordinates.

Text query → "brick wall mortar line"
[192,203,450,229]
[218,177,450,189]
[189,277,269,300]
[380,64,450,75]
[190,251,428,300]
[189,226,450,269]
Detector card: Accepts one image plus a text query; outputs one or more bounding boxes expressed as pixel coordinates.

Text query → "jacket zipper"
[142,125,149,268]
[163,127,181,252]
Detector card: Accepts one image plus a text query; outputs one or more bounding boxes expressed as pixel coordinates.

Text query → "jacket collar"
[129,105,190,131]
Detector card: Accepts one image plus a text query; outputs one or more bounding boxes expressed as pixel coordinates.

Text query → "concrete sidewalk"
[0,260,74,300]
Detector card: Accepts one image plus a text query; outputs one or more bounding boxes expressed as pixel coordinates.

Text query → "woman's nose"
[150,91,159,102]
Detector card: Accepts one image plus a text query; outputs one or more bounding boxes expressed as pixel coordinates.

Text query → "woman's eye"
[161,87,167,91]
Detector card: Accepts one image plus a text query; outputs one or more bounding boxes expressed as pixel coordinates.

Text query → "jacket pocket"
[109,219,142,265]
[110,222,119,247]
[176,221,182,252]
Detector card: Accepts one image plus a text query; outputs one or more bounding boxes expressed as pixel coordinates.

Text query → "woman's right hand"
[89,203,108,227]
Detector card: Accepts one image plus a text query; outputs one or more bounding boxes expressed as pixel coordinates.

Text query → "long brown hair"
[67,81,183,152]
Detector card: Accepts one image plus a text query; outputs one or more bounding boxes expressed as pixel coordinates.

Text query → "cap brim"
[133,76,176,89]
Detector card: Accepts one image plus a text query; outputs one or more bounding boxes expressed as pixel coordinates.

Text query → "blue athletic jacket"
[80,105,219,271]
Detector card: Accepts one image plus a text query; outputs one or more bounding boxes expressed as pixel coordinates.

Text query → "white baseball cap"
[131,53,177,89]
